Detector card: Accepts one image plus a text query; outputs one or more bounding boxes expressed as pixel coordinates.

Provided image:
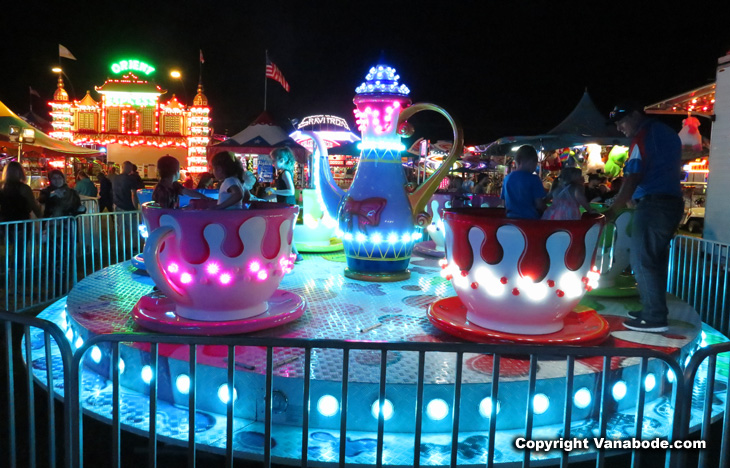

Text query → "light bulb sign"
[110,59,156,76]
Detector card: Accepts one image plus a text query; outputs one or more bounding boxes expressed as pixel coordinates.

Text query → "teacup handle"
[143,225,190,305]
[398,103,464,219]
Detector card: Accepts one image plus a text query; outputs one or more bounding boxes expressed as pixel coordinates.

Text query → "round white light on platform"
[426,399,449,421]
[118,358,125,375]
[533,394,549,415]
[371,399,394,420]
[65,328,73,342]
[74,337,84,349]
[316,395,339,417]
[478,397,501,418]
[612,381,627,401]
[141,365,153,384]
[573,388,592,409]
[644,373,656,392]
[666,369,676,383]
[176,374,191,394]
[218,384,238,404]
[90,346,102,364]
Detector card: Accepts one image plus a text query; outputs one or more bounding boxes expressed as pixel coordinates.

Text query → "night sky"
[2,1,729,146]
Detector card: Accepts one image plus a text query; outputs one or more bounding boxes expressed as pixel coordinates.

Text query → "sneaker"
[623,318,668,333]
[627,310,641,320]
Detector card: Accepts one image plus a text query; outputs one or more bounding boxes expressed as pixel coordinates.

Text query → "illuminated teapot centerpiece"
[315,64,463,281]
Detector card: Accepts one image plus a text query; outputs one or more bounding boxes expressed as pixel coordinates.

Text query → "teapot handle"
[399,103,464,218]
[143,225,190,305]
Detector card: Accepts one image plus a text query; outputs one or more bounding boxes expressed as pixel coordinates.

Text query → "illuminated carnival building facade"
[49,59,210,173]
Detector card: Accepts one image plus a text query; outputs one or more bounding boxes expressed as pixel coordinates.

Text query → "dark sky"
[2,1,728,146]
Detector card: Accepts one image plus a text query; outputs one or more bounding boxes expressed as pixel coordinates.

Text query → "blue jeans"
[630,196,684,322]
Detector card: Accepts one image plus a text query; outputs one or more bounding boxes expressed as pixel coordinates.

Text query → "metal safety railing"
[2,313,706,468]
[1,211,145,313]
[73,336,686,468]
[0,312,75,468]
[2,217,78,313]
[75,211,144,279]
[680,341,730,468]
[668,235,730,337]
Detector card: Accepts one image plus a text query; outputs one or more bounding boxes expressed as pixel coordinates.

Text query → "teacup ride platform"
[27,250,728,466]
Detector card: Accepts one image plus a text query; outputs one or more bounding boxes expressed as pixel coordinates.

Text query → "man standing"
[112,161,144,211]
[605,101,684,332]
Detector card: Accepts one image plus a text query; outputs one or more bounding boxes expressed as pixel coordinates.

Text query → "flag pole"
[264,50,268,111]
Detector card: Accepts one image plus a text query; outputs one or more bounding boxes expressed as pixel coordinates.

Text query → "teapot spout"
[302,130,346,220]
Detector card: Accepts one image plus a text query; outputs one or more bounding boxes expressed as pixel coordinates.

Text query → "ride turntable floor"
[26,252,729,467]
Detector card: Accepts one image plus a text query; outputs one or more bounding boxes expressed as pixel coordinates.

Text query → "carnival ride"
[21,62,728,467]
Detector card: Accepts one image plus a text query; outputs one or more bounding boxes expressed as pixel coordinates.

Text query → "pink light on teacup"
[443,208,604,335]
[142,202,299,322]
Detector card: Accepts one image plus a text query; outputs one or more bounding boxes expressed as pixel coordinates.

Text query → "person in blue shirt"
[605,101,684,333]
[501,145,546,219]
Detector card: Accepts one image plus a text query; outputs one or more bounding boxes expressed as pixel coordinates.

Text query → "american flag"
[265,57,290,92]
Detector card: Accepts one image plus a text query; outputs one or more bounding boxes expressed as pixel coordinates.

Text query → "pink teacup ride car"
[132,201,306,335]
[131,188,219,270]
[428,207,608,344]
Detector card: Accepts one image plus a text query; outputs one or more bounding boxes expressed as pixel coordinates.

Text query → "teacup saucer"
[586,274,638,298]
[427,296,610,345]
[413,240,446,258]
[131,253,146,271]
[132,289,306,335]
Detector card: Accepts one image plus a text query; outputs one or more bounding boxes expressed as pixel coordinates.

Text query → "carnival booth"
[44,58,211,176]
[0,99,102,188]
[645,83,715,236]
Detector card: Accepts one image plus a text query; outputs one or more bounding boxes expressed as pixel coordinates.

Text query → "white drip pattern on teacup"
[158,213,295,290]
[441,222,602,329]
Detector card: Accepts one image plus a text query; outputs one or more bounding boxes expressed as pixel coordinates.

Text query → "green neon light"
[110,59,156,75]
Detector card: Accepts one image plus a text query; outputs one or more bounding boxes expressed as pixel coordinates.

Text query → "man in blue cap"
[605,101,684,332]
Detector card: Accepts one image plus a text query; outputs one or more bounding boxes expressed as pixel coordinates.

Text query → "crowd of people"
[444,172,503,196]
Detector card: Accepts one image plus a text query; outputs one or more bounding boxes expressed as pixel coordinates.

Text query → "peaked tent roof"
[0,100,99,155]
[210,111,308,162]
[480,90,630,155]
[547,90,627,141]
